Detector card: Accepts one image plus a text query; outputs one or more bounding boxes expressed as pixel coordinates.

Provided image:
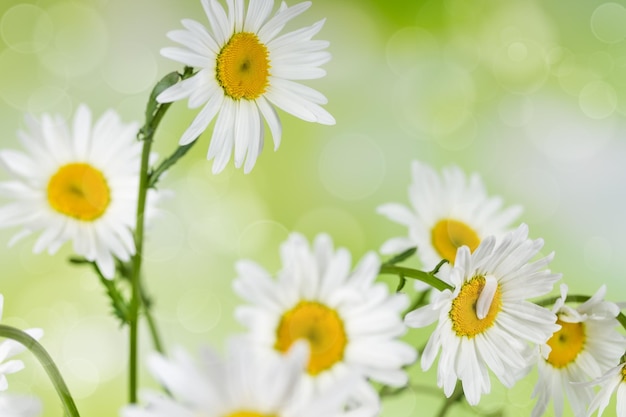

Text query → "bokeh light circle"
[590,2,626,44]
[0,4,53,54]
[394,60,475,137]
[318,133,385,201]
[578,80,617,119]
[38,2,108,77]
[103,41,157,94]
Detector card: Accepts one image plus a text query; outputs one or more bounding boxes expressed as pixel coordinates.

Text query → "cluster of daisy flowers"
[0,0,623,417]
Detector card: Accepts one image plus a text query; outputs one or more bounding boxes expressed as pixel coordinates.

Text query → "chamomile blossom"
[586,360,626,417]
[377,160,522,287]
[158,0,334,174]
[404,224,560,405]
[122,337,375,417]
[233,233,416,409]
[0,295,43,391]
[0,105,155,279]
[531,285,625,417]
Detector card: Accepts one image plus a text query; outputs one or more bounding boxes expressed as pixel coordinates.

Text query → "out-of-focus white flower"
[0,105,158,278]
[0,295,43,391]
[122,337,375,417]
[378,160,521,289]
[233,232,416,411]
[531,285,625,417]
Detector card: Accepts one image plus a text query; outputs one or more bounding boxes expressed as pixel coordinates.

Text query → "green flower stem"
[140,284,165,354]
[536,294,626,331]
[148,140,197,189]
[436,381,464,417]
[128,67,194,403]
[128,122,153,403]
[0,325,80,417]
[379,265,453,292]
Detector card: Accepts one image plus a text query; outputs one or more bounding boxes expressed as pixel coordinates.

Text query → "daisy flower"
[233,233,416,409]
[377,160,522,286]
[531,285,625,417]
[0,105,154,279]
[122,337,376,417]
[0,393,42,417]
[158,0,335,174]
[586,359,626,417]
[0,294,43,391]
[404,224,560,405]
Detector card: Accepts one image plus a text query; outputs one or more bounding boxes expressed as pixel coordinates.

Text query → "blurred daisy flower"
[122,337,375,417]
[531,285,625,417]
[158,0,334,174]
[0,393,42,417]
[404,224,560,405]
[377,160,522,287]
[0,105,158,279]
[0,295,43,391]
[586,359,626,417]
[233,233,416,410]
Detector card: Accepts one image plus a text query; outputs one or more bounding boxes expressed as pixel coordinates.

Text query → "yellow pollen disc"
[621,364,626,382]
[431,219,480,263]
[545,318,586,369]
[47,163,110,221]
[216,32,270,100]
[275,301,347,376]
[225,411,276,417]
[449,276,502,338]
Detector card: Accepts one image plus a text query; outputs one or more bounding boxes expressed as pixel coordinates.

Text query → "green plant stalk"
[0,325,80,417]
[128,126,153,403]
[436,381,464,417]
[128,68,195,403]
[379,264,453,292]
[128,88,174,403]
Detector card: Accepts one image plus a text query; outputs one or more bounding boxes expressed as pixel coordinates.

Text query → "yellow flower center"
[47,163,110,221]
[621,364,626,382]
[216,32,270,100]
[449,275,502,338]
[545,318,586,369]
[225,412,276,417]
[275,301,347,376]
[431,219,480,263]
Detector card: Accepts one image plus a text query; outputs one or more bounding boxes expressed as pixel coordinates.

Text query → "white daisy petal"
[180,89,225,145]
[72,104,92,159]
[244,0,274,33]
[268,18,326,50]
[257,1,312,44]
[256,96,282,150]
[167,29,213,56]
[181,19,220,53]
[233,99,251,169]
[160,47,210,68]
[208,98,236,164]
[201,0,230,45]
[243,101,263,174]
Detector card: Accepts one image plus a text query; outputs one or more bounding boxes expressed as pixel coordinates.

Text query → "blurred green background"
[0,0,625,416]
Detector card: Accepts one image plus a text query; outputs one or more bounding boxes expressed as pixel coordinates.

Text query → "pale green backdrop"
[0,0,625,416]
